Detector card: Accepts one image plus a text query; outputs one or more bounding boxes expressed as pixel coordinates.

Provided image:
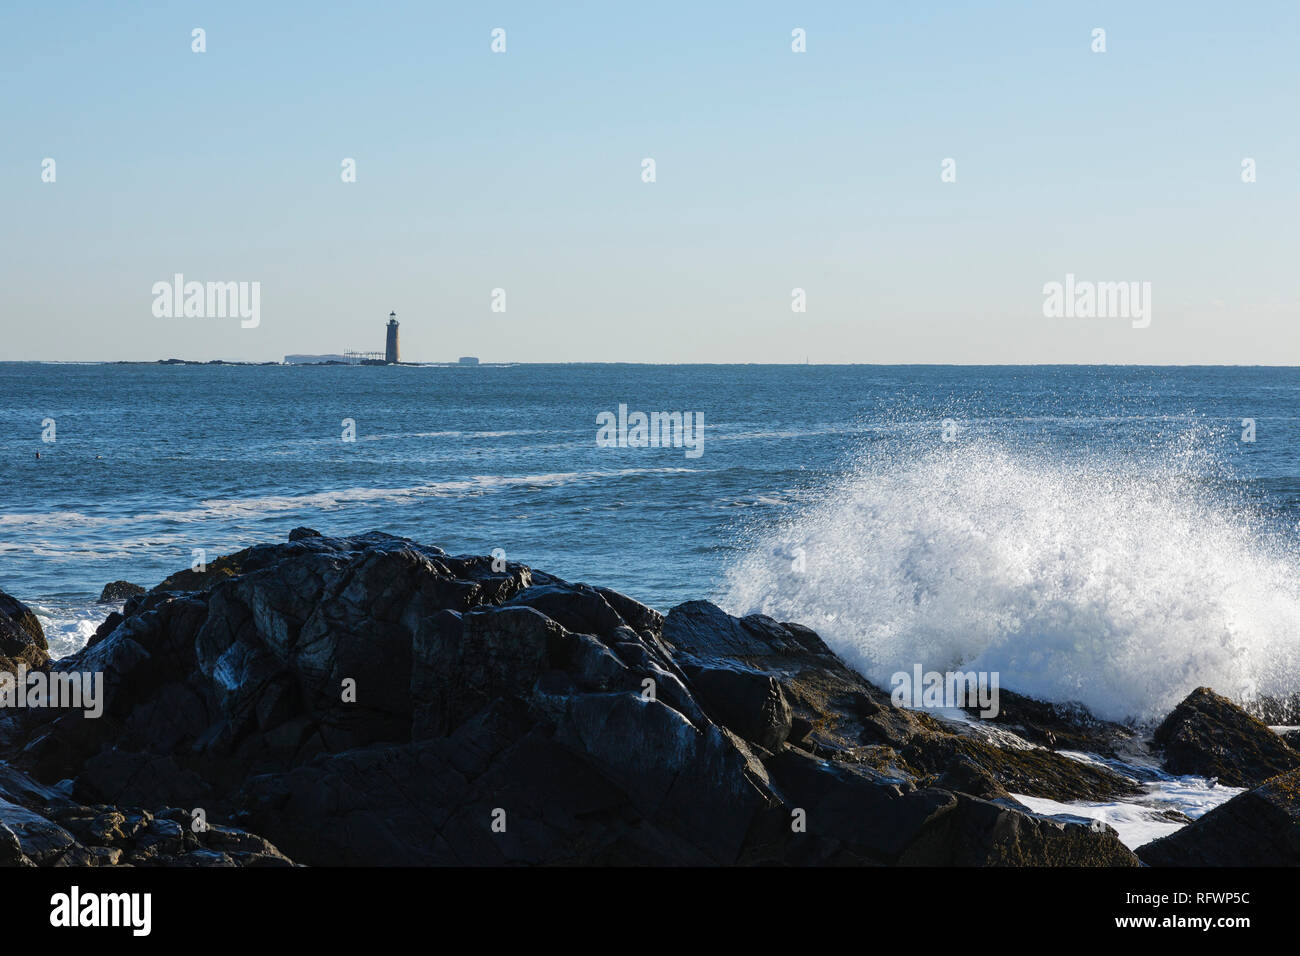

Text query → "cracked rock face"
[5,530,1146,866]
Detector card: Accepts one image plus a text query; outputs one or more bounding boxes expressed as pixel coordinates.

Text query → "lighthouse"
[385,312,400,364]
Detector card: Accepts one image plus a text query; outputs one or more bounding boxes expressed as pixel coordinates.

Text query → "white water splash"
[723,439,1300,723]
[31,600,111,659]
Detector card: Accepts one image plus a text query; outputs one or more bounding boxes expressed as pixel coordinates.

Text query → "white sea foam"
[711,428,860,442]
[723,438,1300,722]
[30,600,111,659]
[0,511,110,530]
[0,467,695,532]
[1012,774,1244,851]
[356,429,553,441]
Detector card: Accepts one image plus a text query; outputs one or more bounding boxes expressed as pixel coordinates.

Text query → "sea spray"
[723,437,1300,723]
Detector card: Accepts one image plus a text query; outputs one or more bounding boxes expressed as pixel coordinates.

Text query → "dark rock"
[687,664,792,751]
[86,611,124,649]
[176,848,236,866]
[199,823,288,860]
[901,733,1139,803]
[663,601,1138,803]
[0,589,49,674]
[899,794,1138,866]
[504,583,626,640]
[0,822,30,867]
[0,757,289,868]
[240,699,637,865]
[129,818,186,859]
[973,689,1136,756]
[554,692,772,863]
[77,751,210,808]
[0,591,44,648]
[1153,687,1300,788]
[1137,768,1300,866]
[760,747,954,862]
[595,587,663,637]
[84,811,129,845]
[932,756,1013,802]
[287,527,321,541]
[97,581,145,603]
[0,798,77,864]
[85,846,122,866]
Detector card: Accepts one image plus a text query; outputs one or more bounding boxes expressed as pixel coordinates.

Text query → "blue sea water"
[3,362,1300,723]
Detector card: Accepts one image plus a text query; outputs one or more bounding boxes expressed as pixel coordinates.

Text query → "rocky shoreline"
[2,529,1298,866]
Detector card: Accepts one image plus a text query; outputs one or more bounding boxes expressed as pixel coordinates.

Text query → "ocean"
[4,361,1300,733]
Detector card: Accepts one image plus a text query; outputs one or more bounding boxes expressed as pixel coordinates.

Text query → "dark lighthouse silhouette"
[385,311,400,364]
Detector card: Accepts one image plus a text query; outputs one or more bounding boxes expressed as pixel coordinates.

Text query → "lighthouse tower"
[385,312,400,364]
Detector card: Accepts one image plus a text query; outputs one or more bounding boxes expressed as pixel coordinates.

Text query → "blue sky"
[2,1,1297,363]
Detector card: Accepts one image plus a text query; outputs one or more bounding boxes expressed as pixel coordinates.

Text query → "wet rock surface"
[1152,687,1300,788]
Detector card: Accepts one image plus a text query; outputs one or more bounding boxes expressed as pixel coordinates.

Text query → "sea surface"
[3,362,1300,729]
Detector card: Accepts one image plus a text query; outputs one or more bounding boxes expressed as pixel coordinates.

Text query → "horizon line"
[4,360,1300,369]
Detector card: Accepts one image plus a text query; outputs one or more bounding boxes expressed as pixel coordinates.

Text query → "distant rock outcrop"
[97,580,145,603]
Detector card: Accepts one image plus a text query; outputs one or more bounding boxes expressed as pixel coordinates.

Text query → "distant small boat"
[458,357,480,366]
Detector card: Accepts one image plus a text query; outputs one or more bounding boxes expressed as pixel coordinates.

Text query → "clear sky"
[2,1,1296,364]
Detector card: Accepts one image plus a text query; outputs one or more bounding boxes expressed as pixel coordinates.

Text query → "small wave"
[0,511,110,530]
[357,429,555,442]
[711,428,860,442]
[0,467,696,533]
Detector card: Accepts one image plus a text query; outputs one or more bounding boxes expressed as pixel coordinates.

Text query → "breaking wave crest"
[723,437,1300,723]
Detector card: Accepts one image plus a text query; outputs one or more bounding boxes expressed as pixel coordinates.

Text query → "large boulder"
[1152,687,1300,787]
[1137,768,1300,866]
